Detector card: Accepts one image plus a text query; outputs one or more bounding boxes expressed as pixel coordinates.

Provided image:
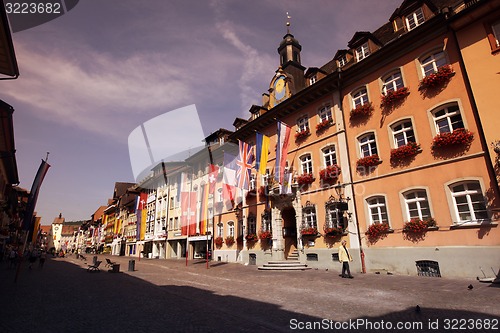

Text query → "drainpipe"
[336,68,366,273]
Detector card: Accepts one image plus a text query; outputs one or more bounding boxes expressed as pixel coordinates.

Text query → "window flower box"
[350,102,374,119]
[390,142,421,161]
[316,119,332,132]
[295,129,310,141]
[319,164,341,182]
[225,236,235,246]
[296,173,315,186]
[380,87,410,108]
[356,154,382,169]
[214,236,224,247]
[245,233,258,242]
[323,226,343,238]
[259,231,272,240]
[365,223,390,244]
[431,129,474,150]
[403,217,436,235]
[301,227,318,236]
[419,65,455,90]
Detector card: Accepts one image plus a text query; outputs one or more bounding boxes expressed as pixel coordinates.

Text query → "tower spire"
[286,12,291,34]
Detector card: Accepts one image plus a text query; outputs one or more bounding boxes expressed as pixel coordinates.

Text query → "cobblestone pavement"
[0,254,499,333]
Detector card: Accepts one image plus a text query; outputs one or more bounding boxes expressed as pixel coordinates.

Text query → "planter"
[350,102,373,119]
[390,142,421,161]
[316,119,333,132]
[403,217,436,234]
[214,236,224,247]
[365,223,390,244]
[323,226,343,238]
[356,155,382,169]
[431,129,474,150]
[380,87,409,108]
[258,231,272,240]
[419,65,455,90]
[225,236,235,246]
[301,227,318,237]
[296,173,315,186]
[295,129,310,141]
[319,164,341,182]
[245,233,258,242]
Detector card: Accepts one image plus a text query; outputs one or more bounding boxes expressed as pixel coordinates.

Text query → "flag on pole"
[199,183,209,235]
[22,159,50,238]
[208,164,219,194]
[180,172,197,236]
[255,132,270,175]
[275,121,291,184]
[223,153,237,209]
[282,168,293,194]
[236,140,253,190]
[136,192,147,240]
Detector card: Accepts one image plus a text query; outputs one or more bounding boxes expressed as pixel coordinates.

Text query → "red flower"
[301,227,318,236]
[419,65,455,90]
[380,87,410,108]
[319,164,341,182]
[245,233,258,242]
[258,231,272,240]
[365,223,390,244]
[390,142,421,161]
[323,226,343,237]
[431,129,474,150]
[296,173,315,186]
[316,119,332,132]
[214,236,224,247]
[356,155,381,168]
[224,236,235,246]
[295,129,310,141]
[350,102,374,119]
[403,218,436,234]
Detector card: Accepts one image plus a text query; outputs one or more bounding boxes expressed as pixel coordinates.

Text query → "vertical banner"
[275,121,291,184]
[255,132,270,175]
[22,159,50,240]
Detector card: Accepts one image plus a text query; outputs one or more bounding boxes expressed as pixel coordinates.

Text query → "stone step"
[258,265,312,271]
[265,261,306,266]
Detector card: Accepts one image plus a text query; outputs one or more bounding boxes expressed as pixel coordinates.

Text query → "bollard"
[93,256,98,265]
[128,259,135,272]
[112,264,120,273]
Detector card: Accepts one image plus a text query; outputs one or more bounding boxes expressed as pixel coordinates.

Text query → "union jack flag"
[236,140,253,190]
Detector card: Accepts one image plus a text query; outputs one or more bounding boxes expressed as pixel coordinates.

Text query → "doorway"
[281,207,297,259]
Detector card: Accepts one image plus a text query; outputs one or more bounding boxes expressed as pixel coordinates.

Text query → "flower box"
[301,227,318,236]
[431,129,474,150]
[350,102,374,119]
[259,231,272,240]
[356,154,382,169]
[316,119,332,132]
[402,218,436,234]
[390,142,421,161]
[224,236,235,246]
[380,87,410,108]
[419,65,455,90]
[296,173,315,186]
[323,226,343,238]
[295,129,310,141]
[245,233,258,242]
[365,223,390,244]
[319,164,341,182]
[214,236,224,247]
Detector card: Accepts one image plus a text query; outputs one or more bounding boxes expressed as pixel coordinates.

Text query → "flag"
[22,160,50,238]
[208,164,219,194]
[199,183,209,235]
[255,132,270,175]
[180,172,197,236]
[236,140,253,190]
[136,192,147,240]
[275,121,291,184]
[282,168,293,195]
[223,153,237,209]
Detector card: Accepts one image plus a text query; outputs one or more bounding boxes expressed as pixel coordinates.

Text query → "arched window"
[449,181,488,223]
[391,120,415,147]
[300,154,313,174]
[358,133,378,157]
[382,70,404,94]
[420,51,448,77]
[432,103,464,134]
[403,190,431,220]
[366,196,389,225]
[351,87,369,108]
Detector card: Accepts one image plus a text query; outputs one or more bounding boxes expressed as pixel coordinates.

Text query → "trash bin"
[128,260,135,272]
[112,264,120,273]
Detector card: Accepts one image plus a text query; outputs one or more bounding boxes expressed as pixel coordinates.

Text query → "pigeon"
[415,305,421,313]
[468,284,473,290]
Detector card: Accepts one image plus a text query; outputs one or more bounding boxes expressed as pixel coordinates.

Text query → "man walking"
[338,240,353,278]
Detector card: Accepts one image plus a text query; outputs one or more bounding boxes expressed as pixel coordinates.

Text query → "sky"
[2,0,403,224]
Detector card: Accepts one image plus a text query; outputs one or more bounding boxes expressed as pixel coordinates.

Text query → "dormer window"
[355,43,370,61]
[338,55,347,67]
[309,75,317,85]
[406,8,425,31]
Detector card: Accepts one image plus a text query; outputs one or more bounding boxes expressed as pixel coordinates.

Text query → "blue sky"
[3,0,402,223]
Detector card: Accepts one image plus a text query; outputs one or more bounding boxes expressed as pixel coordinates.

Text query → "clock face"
[54,226,59,231]
[274,76,286,102]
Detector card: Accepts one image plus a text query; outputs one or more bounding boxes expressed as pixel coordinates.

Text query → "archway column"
[271,207,285,261]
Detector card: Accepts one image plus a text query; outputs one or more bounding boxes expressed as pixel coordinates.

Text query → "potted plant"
[431,129,474,150]
[301,226,318,236]
[419,65,455,90]
[356,154,382,169]
[296,173,315,186]
[225,236,235,246]
[258,230,272,240]
[214,236,224,247]
[390,142,421,161]
[245,233,258,242]
[350,102,374,119]
[295,129,310,141]
[365,223,390,244]
[380,87,410,108]
[316,119,333,132]
[323,226,343,238]
[319,164,341,182]
[403,217,437,234]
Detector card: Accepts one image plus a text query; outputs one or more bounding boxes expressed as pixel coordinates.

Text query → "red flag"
[208,164,219,194]
[236,140,253,190]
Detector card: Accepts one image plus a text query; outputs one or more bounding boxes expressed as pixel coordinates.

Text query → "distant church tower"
[277,12,305,92]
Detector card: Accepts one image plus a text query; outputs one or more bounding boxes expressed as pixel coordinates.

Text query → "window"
[391,120,415,147]
[217,188,223,202]
[432,103,464,134]
[174,217,179,230]
[486,20,500,52]
[352,87,369,108]
[420,51,447,77]
[367,196,389,225]
[300,154,313,174]
[382,70,404,94]
[450,181,488,223]
[404,190,431,220]
[261,211,271,232]
[322,146,337,167]
[356,42,370,61]
[406,7,425,31]
[303,206,317,228]
[217,223,223,237]
[247,215,256,235]
[358,133,378,157]
[493,21,500,47]
[228,221,235,237]
[338,54,347,67]
[326,204,344,229]
[249,173,256,191]
[309,75,317,85]
[297,116,309,133]
[318,105,332,123]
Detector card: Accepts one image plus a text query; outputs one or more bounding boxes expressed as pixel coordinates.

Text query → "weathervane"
[286,12,291,33]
